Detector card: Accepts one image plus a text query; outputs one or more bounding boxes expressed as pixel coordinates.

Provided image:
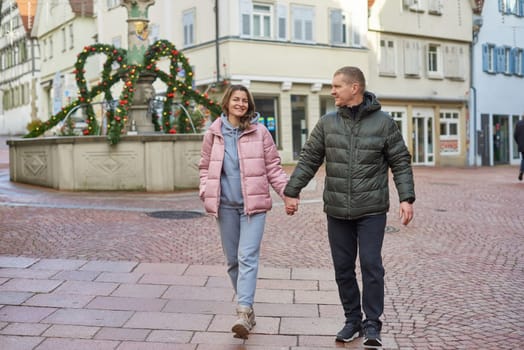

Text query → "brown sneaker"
[231,305,256,339]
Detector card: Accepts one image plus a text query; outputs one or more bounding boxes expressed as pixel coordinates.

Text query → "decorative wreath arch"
[25,40,222,145]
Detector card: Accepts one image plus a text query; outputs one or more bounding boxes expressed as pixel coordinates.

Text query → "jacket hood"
[219,112,260,131]
[339,92,381,120]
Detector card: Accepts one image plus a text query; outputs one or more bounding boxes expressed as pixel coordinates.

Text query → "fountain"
[7,0,221,191]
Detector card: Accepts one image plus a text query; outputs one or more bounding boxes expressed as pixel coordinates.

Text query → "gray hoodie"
[219,113,260,208]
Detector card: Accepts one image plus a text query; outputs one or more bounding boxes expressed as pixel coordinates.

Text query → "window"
[149,23,160,45]
[403,40,421,77]
[49,37,53,59]
[240,0,252,36]
[276,4,287,40]
[513,48,524,76]
[385,109,408,143]
[42,39,47,61]
[440,110,460,154]
[482,43,496,73]
[107,0,120,9]
[427,43,442,78]
[61,27,66,52]
[255,97,279,146]
[443,45,465,80]
[404,0,425,12]
[69,24,74,49]
[253,4,272,38]
[379,38,396,76]
[495,46,507,73]
[291,5,314,43]
[19,40,27,62]
[504,46,512,74]
[428,0,443,15]
[330,9,345,45]
[183,9,195,47]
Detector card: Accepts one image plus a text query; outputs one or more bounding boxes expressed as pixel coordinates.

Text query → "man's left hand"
[399,201,414,226]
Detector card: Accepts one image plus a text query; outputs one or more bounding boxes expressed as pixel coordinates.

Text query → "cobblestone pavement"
[0,136,523,349]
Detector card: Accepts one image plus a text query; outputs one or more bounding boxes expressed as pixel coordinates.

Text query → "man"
[514,118,524,181]
[284,66,415,348]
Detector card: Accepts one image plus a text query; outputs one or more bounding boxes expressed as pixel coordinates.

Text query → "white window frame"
[61,27,66,52]
[240,0,252,37]
[439,110,460,155]
[384,107,408,144]
[329,8,345,45]
[276,4,287,41]
[107,0,120,9]
[149,23,160,45]
[513,47,524,77]
[252,3,272,39]
[183,9,195,47]
[379,38,397,76]
[291,5,314,43]
[427,43,443,78]
[503,46,512,74]
[69,23,74,49]
[404,0,425,13]
[428,0,443,15]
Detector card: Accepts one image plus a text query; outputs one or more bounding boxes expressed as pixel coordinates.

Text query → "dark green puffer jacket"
[284,92,415,220]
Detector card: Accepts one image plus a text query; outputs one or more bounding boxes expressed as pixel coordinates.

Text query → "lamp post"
[121,0,156,133]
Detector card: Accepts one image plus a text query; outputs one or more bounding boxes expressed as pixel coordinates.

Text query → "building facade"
[140,0,370,163]
[368,0,473,167]
[30,0,97,125]
[470,0,524,167]
[6,0,501,170]
[0,0,39,135]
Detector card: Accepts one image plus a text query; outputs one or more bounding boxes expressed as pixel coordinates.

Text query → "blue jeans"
[520,152,524,172]
[218,208,266,307]
[327,214,386,324]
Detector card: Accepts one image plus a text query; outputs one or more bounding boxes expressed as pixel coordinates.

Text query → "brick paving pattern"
[0,136,523,349]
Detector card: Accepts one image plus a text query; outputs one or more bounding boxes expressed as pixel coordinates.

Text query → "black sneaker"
[519,172,523,181]
[363,320,382,348]
[335,321,362,343]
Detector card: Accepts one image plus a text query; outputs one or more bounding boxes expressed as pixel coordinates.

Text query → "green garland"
[25,40,222,145]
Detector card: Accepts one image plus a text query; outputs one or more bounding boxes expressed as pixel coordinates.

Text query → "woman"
[198,85,289,339]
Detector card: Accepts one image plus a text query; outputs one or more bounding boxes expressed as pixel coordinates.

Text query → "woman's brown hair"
[220,84,256,130]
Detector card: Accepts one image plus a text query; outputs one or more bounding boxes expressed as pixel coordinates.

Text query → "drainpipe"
[471,14,482,166]
[214,0,220,83]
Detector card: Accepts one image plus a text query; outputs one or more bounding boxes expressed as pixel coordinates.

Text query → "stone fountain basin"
[7,134,203,191]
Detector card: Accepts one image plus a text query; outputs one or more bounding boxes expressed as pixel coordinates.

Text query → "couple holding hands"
[198,66,415,348]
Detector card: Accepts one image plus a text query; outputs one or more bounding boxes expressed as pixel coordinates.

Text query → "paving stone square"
[0,137,523,349]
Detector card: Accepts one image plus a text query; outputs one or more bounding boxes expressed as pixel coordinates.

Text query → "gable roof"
[14,0,37,33]
[69,0,94,17]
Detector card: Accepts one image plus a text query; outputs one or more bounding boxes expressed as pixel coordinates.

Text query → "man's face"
[331,73,359,107]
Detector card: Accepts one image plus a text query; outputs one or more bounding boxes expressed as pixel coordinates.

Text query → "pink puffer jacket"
[199,118,288,217]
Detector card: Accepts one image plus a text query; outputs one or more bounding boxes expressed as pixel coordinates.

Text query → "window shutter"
[496,47,505,73]
[276,4,287,40]
[482,44,489,72]
[239,0,252,37]
[520,49,524,75]
[404,40,420,76]
[510,47,517,74]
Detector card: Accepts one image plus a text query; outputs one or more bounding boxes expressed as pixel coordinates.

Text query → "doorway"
[291,95,307,160]
[412,114,434,165]
[493,115,510,165]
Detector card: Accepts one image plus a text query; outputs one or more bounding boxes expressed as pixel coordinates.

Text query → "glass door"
[412,115,434,165]
[493,115,509,165]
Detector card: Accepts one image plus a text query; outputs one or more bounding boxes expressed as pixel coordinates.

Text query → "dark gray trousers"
[327,213,386,324]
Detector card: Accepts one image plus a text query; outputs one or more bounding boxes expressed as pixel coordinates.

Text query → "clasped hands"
[284,196,299,216]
